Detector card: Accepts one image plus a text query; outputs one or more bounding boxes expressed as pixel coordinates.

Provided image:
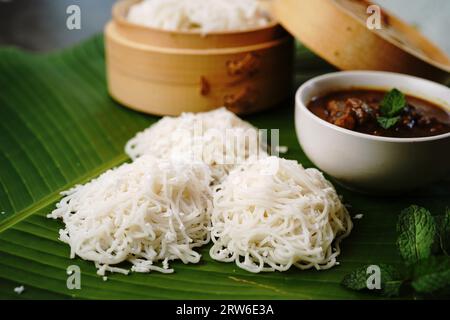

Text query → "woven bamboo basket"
[105,0,294,116]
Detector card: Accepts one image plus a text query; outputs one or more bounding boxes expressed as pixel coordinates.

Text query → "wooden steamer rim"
[273,0,450,82]
[113,0,288,49]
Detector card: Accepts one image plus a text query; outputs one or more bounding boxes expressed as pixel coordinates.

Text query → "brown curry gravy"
[308,89,450,138]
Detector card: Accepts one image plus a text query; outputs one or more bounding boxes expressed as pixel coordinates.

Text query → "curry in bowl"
[308,88,450,138]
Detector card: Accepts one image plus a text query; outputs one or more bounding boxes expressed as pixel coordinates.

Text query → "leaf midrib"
[0,153,129,233]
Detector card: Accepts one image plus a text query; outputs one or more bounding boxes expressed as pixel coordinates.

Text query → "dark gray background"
[0,0,115,52]
[0,0,449,54]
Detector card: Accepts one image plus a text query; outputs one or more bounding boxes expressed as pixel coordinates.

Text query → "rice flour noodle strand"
[210,156,353,273]
[125,107,268,183]
[48,155,213,275]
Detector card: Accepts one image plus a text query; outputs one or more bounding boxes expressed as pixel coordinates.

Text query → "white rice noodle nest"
[127,0,272,34]
[47,155,213,276]
[125,107,268,183]
[210,156,353,273]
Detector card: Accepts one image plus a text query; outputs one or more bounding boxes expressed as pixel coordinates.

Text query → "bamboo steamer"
[105,0,294,116]
[273,0,450,83]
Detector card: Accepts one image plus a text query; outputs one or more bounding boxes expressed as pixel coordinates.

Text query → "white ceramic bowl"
[295,71,450,194]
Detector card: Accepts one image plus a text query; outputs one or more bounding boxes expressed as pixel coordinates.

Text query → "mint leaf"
[376,89,407,129]
[437,208,450,256]
[411,256,450,294]
[342,266,369,291]
[397,205,436,265]
[380,88,406,117]
[342,264,403,297]
[377,116,400,129]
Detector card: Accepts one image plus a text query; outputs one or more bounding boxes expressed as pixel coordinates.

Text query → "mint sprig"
[376,88,407,129]
[342,205,450,298]
[341,264,403,297]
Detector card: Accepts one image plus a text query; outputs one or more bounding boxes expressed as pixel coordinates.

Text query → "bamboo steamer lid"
[273,0,450,82]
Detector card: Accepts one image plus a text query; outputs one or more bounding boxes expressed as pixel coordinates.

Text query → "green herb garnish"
[376,88,407,129]
[342,205,450,297]
[342,264,403,297]
[377,116,401,130]
[380,88,407,116]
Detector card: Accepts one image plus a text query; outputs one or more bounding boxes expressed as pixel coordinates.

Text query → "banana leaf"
[0,35,449,300]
